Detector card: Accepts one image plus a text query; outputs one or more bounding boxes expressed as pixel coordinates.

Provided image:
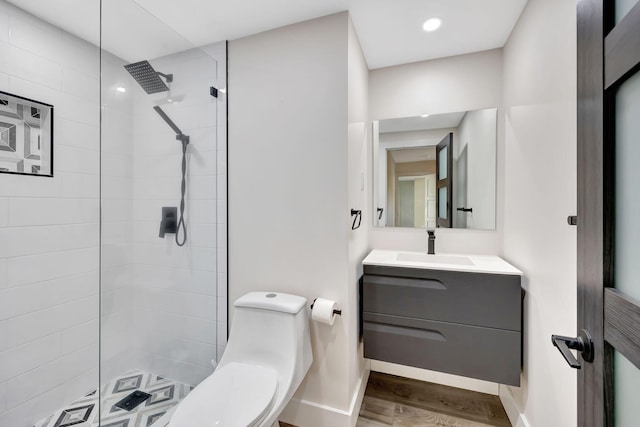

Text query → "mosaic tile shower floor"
[33,370,192,427]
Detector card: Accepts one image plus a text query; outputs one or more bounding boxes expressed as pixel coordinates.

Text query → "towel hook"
[351,209,362,230]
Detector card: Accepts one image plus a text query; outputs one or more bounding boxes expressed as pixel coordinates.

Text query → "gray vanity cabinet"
[362,264,522,386]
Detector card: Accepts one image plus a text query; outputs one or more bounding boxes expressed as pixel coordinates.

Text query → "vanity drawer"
[362,312,521,386]
[363,265,521,331]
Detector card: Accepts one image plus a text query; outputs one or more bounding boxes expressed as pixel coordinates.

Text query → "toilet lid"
[170,362,278,427]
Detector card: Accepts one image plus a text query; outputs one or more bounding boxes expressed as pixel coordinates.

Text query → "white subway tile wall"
[0,2,100,425]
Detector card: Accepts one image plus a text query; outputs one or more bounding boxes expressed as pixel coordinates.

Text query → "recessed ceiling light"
[116,87,126,93]
[422,18,442,32]
[421,114,430,118]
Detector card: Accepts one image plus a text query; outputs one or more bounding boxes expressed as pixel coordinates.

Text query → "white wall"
[456,108,497,230]
[500,0,577,426]
[368,49,504,255]
[229,12,365,426]
[346,14,370,408]
[0,1,100,425]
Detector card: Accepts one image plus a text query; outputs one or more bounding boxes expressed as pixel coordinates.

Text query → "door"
[413,177,426,227]
[425,173,437,229]
[563,1,640,426]
[436,133,453,228]
[397,179,415,227]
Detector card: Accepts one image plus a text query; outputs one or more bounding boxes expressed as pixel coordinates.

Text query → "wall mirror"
[373,108,497,230]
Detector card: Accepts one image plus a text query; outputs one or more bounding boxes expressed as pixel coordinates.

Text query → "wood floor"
[281,371,511,427]
[358,372,511,427]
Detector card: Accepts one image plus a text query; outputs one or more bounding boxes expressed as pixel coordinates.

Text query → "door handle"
[457,207,473,212]
[551,329,594,369]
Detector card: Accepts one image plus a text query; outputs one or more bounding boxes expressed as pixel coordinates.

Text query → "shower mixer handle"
[159,207,178,238]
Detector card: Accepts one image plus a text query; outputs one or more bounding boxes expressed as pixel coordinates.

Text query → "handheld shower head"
[124,60,173,94]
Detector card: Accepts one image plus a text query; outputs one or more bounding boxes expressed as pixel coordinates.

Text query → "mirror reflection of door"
[374,109,497,230]
[396,179,415,227]
[425,173,437,228]
[436,132,453,228]
[387,147,437,227]
[395,175,436,227]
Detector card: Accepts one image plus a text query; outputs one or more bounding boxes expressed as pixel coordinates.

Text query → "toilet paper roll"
[311,298,338,326]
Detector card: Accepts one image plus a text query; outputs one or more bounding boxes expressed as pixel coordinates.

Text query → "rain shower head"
[124,60,173,94]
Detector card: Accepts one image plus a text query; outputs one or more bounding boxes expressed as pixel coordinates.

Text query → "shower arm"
[153,106,189,144]
[156,71,173,83]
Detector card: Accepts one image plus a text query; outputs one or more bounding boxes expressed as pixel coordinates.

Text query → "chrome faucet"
[427,229,436,255]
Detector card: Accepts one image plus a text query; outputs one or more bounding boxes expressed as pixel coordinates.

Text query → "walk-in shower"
[0,1,226,425]
[124,61,190,246]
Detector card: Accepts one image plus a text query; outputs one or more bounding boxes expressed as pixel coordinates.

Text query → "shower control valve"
[159,207,178,238]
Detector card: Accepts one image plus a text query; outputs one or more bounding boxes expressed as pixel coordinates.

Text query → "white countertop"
[363,249,523,276]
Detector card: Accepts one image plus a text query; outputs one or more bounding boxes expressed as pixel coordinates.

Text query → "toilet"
[167,292,313,427]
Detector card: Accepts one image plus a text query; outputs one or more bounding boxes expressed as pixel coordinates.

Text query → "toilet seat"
[169,362,278,427]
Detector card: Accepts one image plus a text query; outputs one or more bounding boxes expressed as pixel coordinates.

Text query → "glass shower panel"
[100,1,225,424]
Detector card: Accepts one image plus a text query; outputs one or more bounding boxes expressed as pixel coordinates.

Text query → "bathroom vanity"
[362,249,523,386]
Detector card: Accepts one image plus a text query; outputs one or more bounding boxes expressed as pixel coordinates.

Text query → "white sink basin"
[363,250,522,275]
[396,253,474,266]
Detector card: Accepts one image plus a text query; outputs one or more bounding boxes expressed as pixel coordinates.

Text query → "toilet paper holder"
[310,298,342,316]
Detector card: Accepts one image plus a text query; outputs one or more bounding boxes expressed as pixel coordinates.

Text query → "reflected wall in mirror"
[373,108,497,230]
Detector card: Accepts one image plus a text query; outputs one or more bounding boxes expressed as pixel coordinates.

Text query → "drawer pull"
[366,275,446,291]
[364,322,446,342]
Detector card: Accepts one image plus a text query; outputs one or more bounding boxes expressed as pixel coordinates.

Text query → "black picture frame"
[0,90,54,177]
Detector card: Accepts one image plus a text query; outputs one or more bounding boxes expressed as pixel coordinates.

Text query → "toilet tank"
[220,292,313,384]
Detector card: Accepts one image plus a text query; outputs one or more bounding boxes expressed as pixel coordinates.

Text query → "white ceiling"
[379,111,466,133]
[7,0,527,68]
[391,147,436,164]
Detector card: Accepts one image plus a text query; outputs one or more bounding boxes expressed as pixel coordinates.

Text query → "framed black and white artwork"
[0,91,54,177]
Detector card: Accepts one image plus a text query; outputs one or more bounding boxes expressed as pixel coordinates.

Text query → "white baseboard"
[499,385,529,427]
[279,368,370,427]
[370,360,499,395]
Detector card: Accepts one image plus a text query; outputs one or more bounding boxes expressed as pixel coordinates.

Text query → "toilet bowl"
[167,292,313,427]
